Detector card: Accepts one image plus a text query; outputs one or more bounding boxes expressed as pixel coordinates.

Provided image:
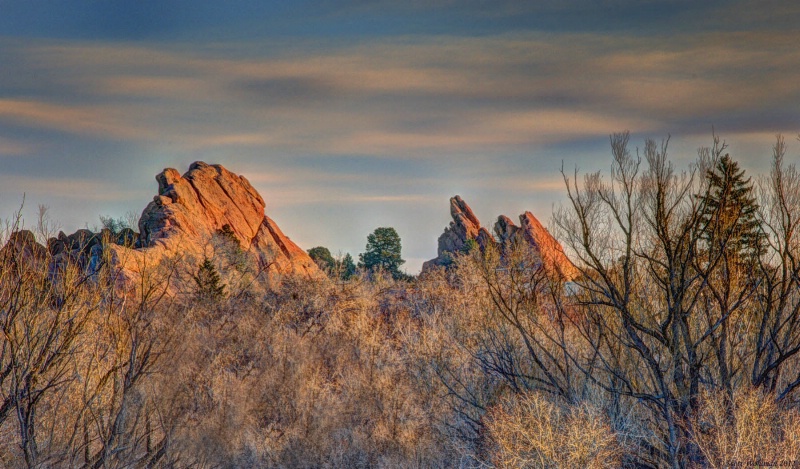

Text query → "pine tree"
[697,154,763,263]
[194,257,226,300]
[339,253,357,280]
[308,246,336,272]
[359,227,405,279]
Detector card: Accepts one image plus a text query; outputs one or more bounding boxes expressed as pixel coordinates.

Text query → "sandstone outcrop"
[3,162,319,292]
[518,212,580,280]
[437,196,493,254]
[440,195,482,252]
[131,161,317,277]
[493,215,519,246]
[423,196,579,281]
[108,161,319,286]
[421,196,493,271]
[0,230,47,267]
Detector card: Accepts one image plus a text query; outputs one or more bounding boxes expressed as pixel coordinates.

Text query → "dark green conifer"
[194,257,226,300]
[359,227,405,279]
[697,154,764,263]
[339,253,357,280]
[308,246,336,272]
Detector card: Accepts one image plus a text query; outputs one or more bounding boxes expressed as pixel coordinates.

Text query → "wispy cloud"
[3,30,797,160]
[0,99,135,139]
[0,136,36,156]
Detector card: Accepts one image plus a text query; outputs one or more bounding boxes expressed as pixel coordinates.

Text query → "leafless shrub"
[485,391,622,469]
[691,387,800,467]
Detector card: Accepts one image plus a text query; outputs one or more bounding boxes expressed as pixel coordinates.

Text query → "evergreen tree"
[308,247,358,280]
[339,253,357,280]
[194,257,226,300]
[308,246,337,272]
[461,238,479,254]
[697,154,764,263]
[359,227,405,279]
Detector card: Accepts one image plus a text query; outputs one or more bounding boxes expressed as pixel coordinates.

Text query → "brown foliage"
[485,392,621,469]
[691,388,800,468]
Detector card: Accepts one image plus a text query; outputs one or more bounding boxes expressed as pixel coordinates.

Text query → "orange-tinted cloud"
[4,30,797,159]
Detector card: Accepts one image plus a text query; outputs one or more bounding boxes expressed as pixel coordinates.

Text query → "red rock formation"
[139,163,267,248]
[422,196,494,270]
[439,196,483,253]
[518,212,579,281]
[105,162,319,288]
[493,215,519,246]
[2,162,318,291]
[424,196,579,281]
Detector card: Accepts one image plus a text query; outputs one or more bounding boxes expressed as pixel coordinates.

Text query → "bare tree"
[751,135,800,399]
[553,132,784,467]
[0,214,100,467]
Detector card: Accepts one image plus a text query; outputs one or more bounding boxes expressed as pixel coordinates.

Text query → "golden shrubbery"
[4,219,800,468]
[485,392,621,469]
[691,388,800,468]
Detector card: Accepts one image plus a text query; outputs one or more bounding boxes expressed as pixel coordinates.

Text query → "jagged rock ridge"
[109,161,320,286]
[518,211,580,280]
[133,161,316,275]
[434,196,494,258]
[423,196,579,280]
[4,161,319,289]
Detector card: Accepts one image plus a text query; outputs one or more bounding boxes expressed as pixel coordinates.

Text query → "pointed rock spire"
[423,196,579,281]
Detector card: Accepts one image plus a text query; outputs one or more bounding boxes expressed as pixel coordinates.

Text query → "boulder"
[0,230,47,267]
[116,228,137,248]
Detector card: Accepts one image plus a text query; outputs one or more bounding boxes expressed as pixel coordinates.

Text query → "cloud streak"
[3,30,798,163]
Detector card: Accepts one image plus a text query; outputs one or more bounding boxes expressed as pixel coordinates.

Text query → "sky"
[1,1,799,273]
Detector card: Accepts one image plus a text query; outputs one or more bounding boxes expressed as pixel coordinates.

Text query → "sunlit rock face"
[3,161,320,292]
[110,161,320,286]
[134,161,318,277]
[139,163,265,249]
[423,195,579,281]
[517,211,580,281]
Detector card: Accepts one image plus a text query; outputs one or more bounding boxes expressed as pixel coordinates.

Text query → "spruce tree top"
[697,154,763,261]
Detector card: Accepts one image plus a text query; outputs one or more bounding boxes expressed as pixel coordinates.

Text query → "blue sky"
[1,1,799,272]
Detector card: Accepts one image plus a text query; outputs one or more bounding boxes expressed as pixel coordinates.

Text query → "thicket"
[0,133,799,468]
